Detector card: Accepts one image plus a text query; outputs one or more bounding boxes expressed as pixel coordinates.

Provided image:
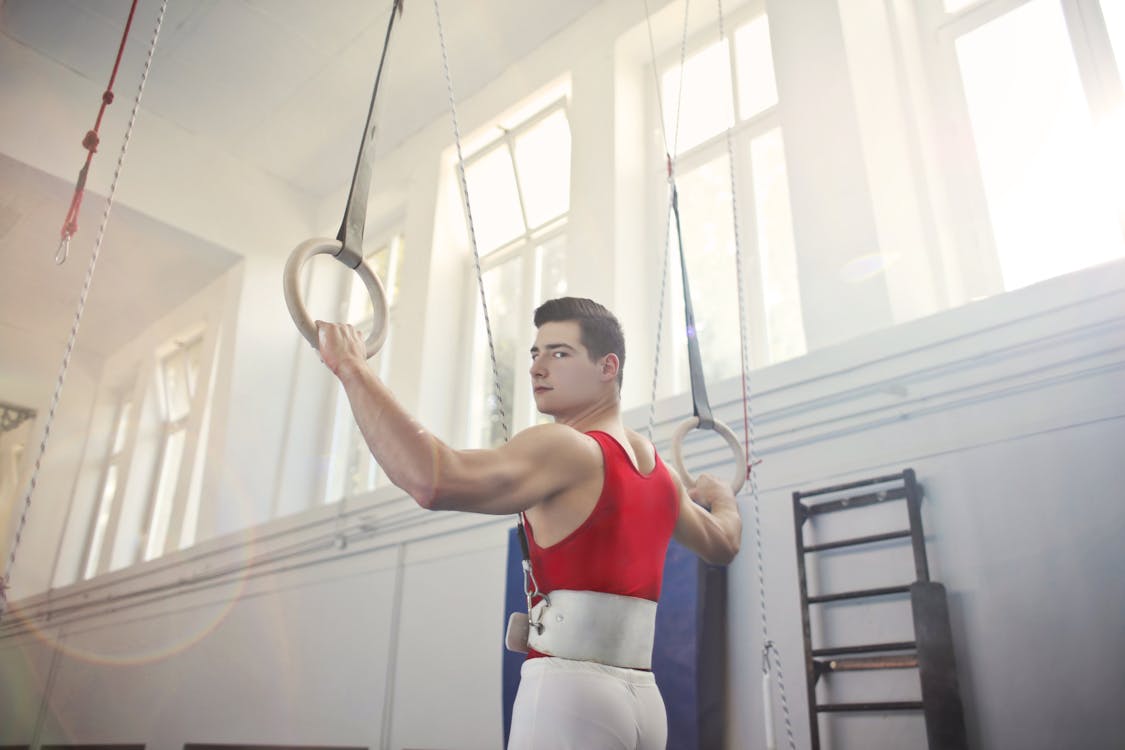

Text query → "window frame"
[323,231,405,503]
[139,334,205,563]
[458,98,574,448]
[650,1,803,389]
[80,389,134,579]
[910,0,1125,299]
[461,98,572,256]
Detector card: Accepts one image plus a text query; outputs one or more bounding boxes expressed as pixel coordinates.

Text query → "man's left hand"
[688,473,735,511]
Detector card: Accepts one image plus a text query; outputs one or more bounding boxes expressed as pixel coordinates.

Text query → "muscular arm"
[671,472,743,565]
[322,322,594,514]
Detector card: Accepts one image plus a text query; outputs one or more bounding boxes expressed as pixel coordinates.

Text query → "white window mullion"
[513,244,537,429]
[506,134,533,235]
[461,98,572,446]
[94,359,151,577]
[732,129,770,371]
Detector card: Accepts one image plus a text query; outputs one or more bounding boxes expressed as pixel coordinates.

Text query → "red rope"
[59,0,139,246]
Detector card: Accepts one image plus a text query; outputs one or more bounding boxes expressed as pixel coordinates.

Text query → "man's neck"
[554,393,624,435]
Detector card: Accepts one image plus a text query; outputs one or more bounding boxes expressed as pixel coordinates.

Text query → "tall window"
[141,336,203,561]
[82,394,132,579]
[325,235,404,501]
[658,9,804,392]
[462,101,572,447]
[929,0,1125,291]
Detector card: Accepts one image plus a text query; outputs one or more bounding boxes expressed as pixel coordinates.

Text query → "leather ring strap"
[282,0,403,359]
[667,181,745,493]
[670,183,715,431]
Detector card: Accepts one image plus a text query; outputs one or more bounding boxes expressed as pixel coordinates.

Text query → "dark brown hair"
[533,297,625,389]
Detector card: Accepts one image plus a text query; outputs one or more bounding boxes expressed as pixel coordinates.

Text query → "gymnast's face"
[530,321,617,416]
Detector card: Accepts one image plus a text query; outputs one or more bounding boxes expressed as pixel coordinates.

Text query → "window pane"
[956,0,1125,290]
[345,424,378,496]
[184,339,202,399]
[145,429,185,561]
[179,410,209,551]
[111,401,132,455]
[735,15,778,120]
[468,259,522,448]
[670,153,743,387]
[513,110,572,229]
[534,235,568,305]
[162,353,191,422]
[84,465,117,579]
[662,40,735,153]
[464,146,526,252]
[751,128,806,363]
[348,239,403,324]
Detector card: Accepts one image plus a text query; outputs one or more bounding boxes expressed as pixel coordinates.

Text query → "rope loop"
[54,0,139,263]
[1,0,167,623]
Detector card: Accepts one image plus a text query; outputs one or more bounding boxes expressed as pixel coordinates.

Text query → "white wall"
[3,1,1124,749]
[4,263,1122,749]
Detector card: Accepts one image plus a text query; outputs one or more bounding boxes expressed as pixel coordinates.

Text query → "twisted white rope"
[644,0,692,441]
[432,0,508,444]
[715,0,796,746]
[1,0,169,620]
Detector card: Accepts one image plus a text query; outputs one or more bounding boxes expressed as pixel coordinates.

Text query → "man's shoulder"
[511,423,602,464]
[513,422,593,446]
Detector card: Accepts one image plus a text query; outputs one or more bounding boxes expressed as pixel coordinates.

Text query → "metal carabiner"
[56,234,71,265]
[522,560,550,634]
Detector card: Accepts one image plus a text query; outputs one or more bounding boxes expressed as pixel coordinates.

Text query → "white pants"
[509,657,668,750]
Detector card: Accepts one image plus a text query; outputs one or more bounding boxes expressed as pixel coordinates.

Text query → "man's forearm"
[709,493,743,558]
[336,358,442,506]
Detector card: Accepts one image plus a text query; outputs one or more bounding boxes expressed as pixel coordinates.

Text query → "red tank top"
[524,431,680,659]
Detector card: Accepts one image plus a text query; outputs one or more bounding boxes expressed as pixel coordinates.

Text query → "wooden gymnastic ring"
[282,238,389,359]
[671,416,746,495]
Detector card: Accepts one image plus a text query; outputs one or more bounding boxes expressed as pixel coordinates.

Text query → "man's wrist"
[336,356,369,385]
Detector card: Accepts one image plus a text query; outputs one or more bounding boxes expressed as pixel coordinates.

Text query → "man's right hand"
[315,321,367,379]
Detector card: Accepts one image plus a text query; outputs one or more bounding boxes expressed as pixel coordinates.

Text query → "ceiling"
[0,0,606,196]
[0,0,624,406]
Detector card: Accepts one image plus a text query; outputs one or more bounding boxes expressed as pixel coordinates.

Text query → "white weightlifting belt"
[526,590,657,670]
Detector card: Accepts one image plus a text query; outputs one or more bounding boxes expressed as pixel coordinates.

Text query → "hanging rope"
[0,0,169,623]
[713,0,795,746]
[432,0,563,635]
[56,0,140,265]
[643,0,692,442]
[431,0,507,445]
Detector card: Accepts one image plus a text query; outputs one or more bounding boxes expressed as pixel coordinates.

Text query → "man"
[317,297,742,750]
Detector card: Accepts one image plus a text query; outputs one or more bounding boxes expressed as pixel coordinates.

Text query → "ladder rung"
[794,472,908,499]
[804,530,912,553]
[813,641,916,657]
[819,655,918,673]
[808,584,910,604]
[817,701,924,713]
[804,487,909,517]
